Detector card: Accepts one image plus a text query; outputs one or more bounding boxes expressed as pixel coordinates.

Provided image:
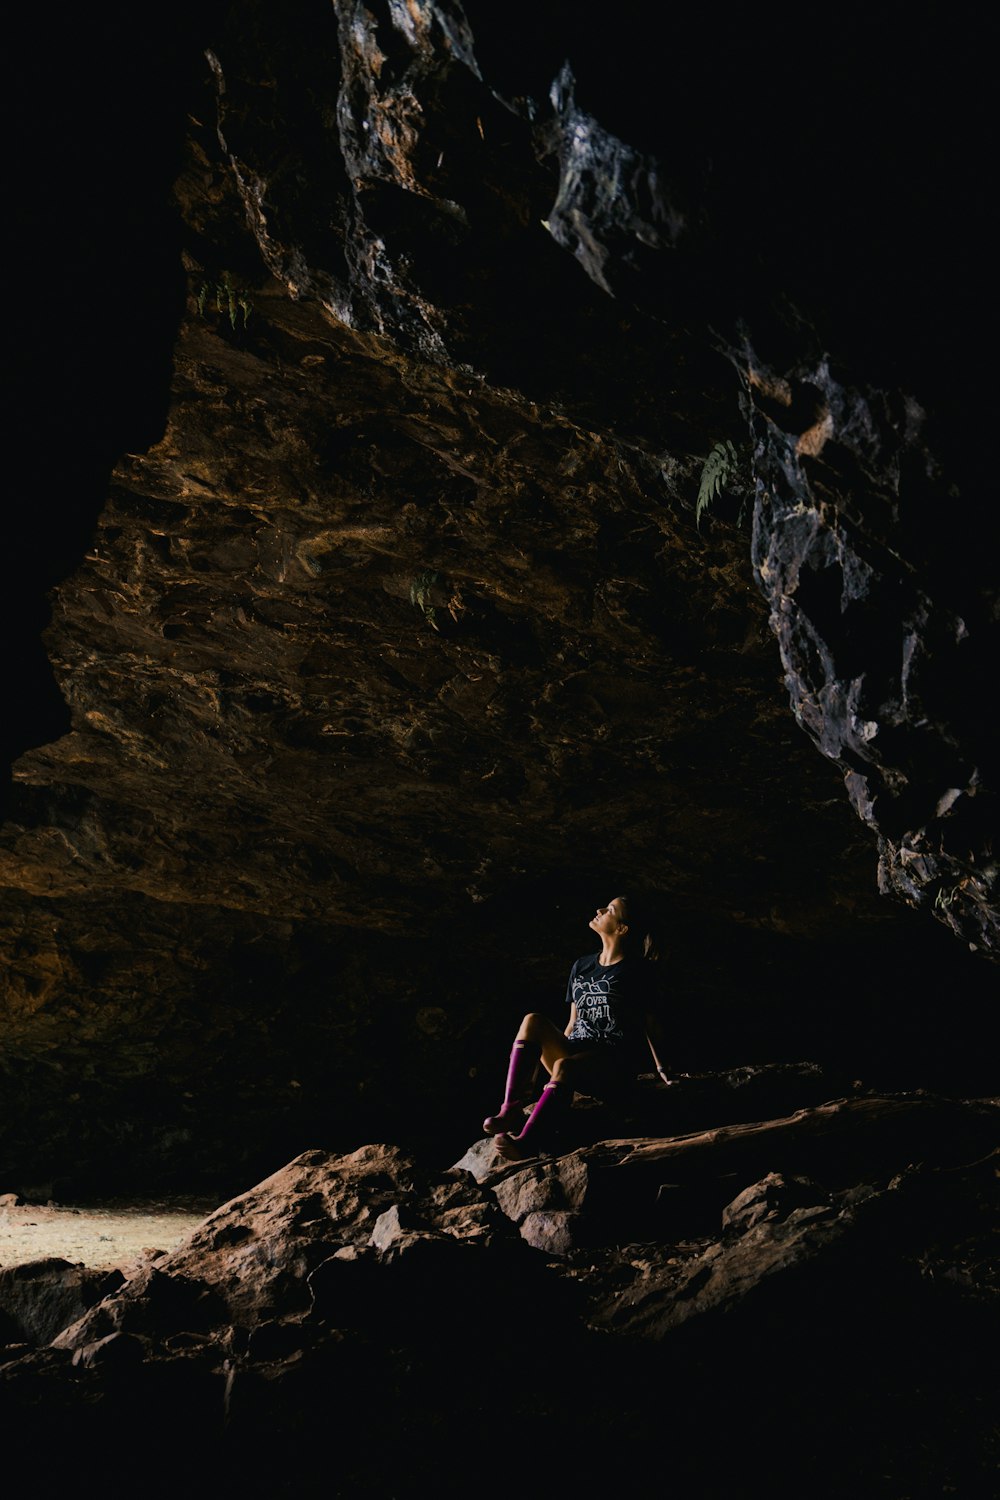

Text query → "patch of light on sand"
[0,1200,215,1270]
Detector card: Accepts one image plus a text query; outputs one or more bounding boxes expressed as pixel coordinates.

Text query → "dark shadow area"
[4,3,224,805]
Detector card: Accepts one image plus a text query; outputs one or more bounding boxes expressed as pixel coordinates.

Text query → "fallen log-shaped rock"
[459,1093,1000,1255]
[584,1092,1000,1179]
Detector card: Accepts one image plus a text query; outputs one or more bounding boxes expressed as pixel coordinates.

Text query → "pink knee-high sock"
[483,1040,540,1133]
[511,1079,565,1145]
[503,1039,538,1107]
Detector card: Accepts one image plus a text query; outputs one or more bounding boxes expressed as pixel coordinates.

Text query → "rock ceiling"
[2,1,996,1191]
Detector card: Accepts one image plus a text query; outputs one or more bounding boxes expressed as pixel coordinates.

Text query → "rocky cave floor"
[1,1064,997,1498]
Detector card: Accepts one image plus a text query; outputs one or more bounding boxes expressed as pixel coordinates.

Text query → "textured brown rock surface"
[1,1122,997,1496]
[0,1258,124,1347]
[3,1,996,1196]
[48,1142,516,1347]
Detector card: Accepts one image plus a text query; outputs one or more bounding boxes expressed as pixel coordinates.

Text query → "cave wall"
[2,2,996,1192]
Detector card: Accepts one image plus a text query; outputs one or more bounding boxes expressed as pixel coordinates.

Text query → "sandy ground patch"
[0,1198,217,1270]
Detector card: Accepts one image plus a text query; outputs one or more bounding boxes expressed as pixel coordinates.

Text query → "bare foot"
[493,1131,537,1162]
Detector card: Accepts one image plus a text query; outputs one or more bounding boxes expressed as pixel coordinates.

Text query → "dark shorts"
[561,1040,631,1095]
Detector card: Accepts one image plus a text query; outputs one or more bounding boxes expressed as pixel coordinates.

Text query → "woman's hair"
[618,893,660,962]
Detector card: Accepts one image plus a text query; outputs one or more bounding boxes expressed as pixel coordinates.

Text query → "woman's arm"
[643,1009,673,1085]
[564,1003,578,1039]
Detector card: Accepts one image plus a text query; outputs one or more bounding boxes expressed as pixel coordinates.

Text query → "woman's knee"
[518,1012,549,1039]
[550,1054,579,1084]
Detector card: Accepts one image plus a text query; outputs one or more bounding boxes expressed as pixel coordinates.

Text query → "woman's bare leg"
[483,1013,579,1137]
[515,1012,579,1075]
[493,1019,600,1160]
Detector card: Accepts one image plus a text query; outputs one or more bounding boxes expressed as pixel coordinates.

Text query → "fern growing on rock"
[696,440,740,530]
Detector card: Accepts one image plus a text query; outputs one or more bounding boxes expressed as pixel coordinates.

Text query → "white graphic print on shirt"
[571,970,624,1043]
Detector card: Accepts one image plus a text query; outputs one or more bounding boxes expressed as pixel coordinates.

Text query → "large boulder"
[0,1258,124,1348]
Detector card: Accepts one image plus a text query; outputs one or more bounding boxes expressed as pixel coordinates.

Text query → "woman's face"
[589,896,627,938]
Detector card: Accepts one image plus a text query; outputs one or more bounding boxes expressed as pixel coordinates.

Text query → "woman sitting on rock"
[484,893,671,1162]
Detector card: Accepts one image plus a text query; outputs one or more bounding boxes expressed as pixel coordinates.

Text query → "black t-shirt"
[564,953,650,1049]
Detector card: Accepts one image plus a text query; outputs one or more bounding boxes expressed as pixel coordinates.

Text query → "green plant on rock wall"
[696,440,738,529]
[195,271,253,330]
[410,570,442,628]
[409,570,464,631]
